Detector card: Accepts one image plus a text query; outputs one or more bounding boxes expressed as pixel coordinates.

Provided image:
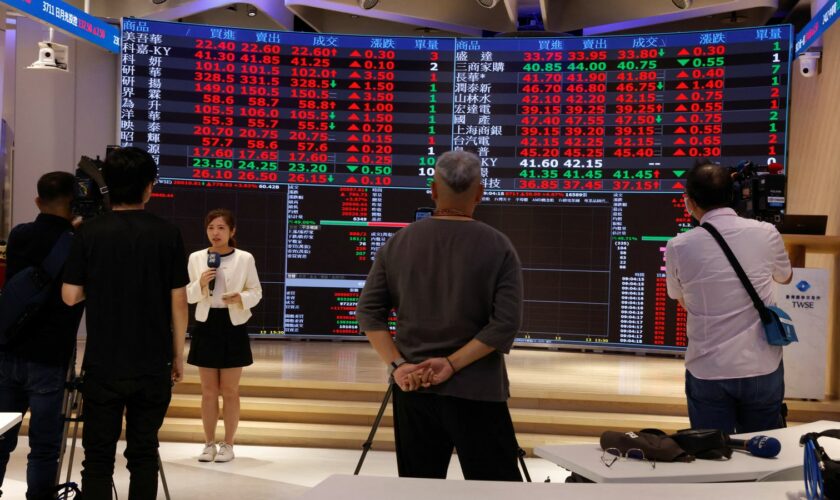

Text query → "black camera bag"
[0,231,73,346]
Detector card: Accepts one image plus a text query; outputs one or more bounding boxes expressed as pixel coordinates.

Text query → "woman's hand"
[199,269,217,288]
[222,292,242,306]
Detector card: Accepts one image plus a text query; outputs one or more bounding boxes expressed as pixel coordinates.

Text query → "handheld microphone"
[207,252,221,295]
[727,435,781,458]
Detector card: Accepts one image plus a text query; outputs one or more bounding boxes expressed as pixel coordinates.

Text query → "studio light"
[358,0,379,9]
[672,0,692,9]
[247,5,257,17]
[476,0,502,8]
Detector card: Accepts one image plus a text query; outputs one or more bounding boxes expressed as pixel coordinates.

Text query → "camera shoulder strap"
[40,231,74,279]
[701,222,771,324]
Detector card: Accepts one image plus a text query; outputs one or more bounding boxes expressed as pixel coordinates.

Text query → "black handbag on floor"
[670,428,732,460]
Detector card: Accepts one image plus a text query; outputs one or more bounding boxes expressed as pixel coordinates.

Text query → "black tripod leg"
[518,447,531,483]
[158,450,171,500]
[354,384,393,475]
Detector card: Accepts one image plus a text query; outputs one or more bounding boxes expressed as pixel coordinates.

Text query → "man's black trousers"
[392,387,522,481]
[80,370,171,500]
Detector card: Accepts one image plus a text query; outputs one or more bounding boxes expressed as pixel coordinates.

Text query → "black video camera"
[728,161,786,222]
[72,148,116,220]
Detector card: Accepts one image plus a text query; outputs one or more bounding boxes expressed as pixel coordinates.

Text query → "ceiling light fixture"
[247,5,257,17]
[358,0,379,9]
[476,0,502,8]
[671,0,692,9]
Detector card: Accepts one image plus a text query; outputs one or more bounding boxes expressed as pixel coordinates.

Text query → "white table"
[297,475,807,500]
[0,413,21,436]
[535,419,839,483]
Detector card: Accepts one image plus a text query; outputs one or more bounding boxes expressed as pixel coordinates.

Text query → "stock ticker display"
[123,19,792,351]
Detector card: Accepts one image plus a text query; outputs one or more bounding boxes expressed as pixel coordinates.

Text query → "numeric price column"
[517,49,565,191]
[190,39,238,182]
[286,40,338,185]
[609,43,664,190]
[236,41,283,183]
[766,39,784,166]
[558,41,609,191]
[669,44,726,160]
[343,47,396,186]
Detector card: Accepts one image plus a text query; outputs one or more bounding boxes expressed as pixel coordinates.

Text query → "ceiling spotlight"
[358,0,379,9]
[672,0,692,9]
[476,0,502,8]
[151,0,167,4]
[247,5,257,17]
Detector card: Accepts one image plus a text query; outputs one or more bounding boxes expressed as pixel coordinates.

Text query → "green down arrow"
[673,170,686,177]
[347,165,359,172]
[677,59,690,67]
[657,81,664,90]
[655,115,662,123]
[329,122,335,130]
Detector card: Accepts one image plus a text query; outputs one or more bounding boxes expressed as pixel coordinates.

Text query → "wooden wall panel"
[787,24,840,396]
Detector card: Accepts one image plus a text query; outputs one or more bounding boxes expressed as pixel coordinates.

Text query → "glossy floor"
[1,437,569,499]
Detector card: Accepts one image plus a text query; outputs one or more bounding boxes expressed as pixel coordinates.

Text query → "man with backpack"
[0,172,84,499]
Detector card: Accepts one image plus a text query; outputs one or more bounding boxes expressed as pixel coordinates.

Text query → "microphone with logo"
[207,252,221,296]
[727,435,781,458]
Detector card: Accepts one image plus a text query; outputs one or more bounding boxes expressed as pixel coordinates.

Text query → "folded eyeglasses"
[600,447,656,469]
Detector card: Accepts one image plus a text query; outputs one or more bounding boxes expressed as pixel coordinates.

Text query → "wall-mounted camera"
[798,51,820,78]
[27,41,69,72]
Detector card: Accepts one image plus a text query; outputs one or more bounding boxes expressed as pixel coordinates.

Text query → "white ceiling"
[19,0,810,36]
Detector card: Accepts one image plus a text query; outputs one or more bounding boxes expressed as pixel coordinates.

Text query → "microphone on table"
[207,252,221,295]
[727,435,781,458]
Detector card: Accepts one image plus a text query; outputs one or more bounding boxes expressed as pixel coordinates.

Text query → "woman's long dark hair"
[204,208,237,248]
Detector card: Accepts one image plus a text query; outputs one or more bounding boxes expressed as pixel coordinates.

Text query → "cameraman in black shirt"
[0,172,83,500]
[62,148,189,500]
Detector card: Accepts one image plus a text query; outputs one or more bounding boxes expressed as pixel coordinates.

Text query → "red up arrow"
[678,48,690,56]
[674,149,686,156]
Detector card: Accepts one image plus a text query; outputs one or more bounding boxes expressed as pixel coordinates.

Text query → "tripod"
[354,383,531,482]
[54,359,172,500]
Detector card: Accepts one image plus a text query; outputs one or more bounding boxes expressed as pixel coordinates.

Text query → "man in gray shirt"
[356,150,523,481]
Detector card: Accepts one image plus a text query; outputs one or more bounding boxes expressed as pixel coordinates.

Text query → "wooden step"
[155,417,598,456]
[166,394,691,436]
[174,375,840,422]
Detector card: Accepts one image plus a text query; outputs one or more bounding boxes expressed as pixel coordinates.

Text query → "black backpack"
[0,231,73,346]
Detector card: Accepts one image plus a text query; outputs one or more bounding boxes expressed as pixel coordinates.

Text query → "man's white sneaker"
[198,443,216,462]
[215,442,235,463]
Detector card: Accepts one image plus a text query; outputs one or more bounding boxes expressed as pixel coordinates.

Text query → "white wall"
[7,17,116,228]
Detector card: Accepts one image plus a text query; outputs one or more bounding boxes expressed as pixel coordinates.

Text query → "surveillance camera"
[27,41,69,71]
[798,51,820,78]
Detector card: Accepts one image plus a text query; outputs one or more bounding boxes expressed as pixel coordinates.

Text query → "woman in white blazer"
[186,209,262,463]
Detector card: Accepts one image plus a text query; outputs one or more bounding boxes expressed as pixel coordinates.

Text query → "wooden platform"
[25,340,840,455]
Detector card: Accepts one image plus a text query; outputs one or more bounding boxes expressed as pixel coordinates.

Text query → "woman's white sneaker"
[198,443,217,462]
[215,442,235,463]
